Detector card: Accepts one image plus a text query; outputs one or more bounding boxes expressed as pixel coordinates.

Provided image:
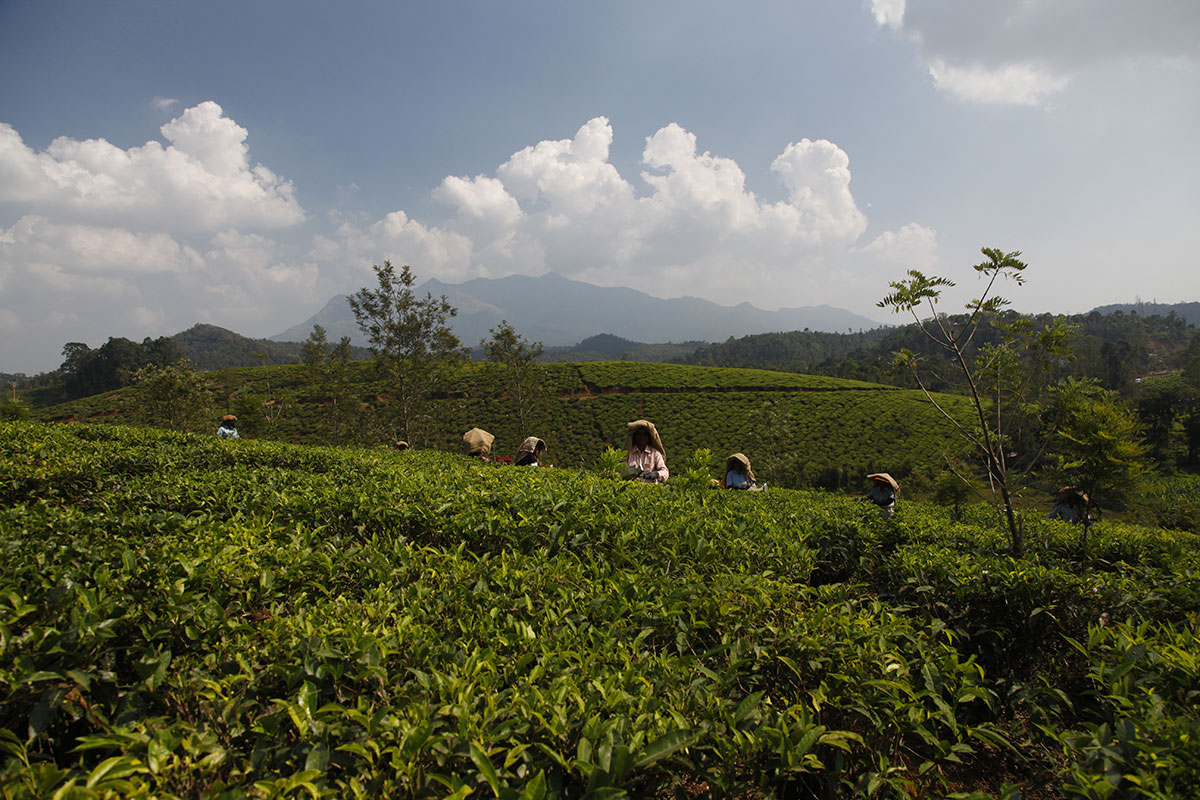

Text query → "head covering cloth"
[221,414,237,423]
[1055,486,1089,506]
[462,428,495,456]
[725,453,755,483]
[624,419,665,456]
[867,472,899,491]
[516,436,546,458]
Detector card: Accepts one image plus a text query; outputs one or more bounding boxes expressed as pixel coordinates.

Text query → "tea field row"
[2,421,1197,797]
[39,360,965,484]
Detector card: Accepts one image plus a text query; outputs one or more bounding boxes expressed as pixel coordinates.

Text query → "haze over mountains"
[1091,301,1200,327]
[270,273,886,348]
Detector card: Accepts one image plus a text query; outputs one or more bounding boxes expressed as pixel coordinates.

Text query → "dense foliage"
[36,361,970,490]
[684,310,1199,396]
[55,336,185,404]
[7,326,373,409]
[2,421,1198,797]
[484,323,545,440]
[348,261,468,447]
[1091,301,1200,326]
[1134,373,1200,471]
[540,335,706,364]
[173,325,372,372]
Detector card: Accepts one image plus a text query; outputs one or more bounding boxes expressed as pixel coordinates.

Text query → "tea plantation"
[39,361,970,486]
[2,421,1198,797]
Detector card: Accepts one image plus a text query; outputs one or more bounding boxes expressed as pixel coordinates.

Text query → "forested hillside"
[18,334,187,408]
[5,325,373,408]
[1092,300,1200,326]
[684,309,1198,392]
[173,323,372,370]
[538,333,706,363]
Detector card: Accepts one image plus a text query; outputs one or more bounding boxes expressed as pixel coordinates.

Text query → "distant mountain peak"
[271,272,885,348]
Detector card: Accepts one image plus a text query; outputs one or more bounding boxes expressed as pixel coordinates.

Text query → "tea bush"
[38,360,971,488]
[2,420,1197,797]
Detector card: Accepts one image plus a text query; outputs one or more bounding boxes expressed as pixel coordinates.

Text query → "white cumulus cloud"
[641,122,762,234]
[0,102,320,371]
[769,138,868,246]
[312,210,477,286]
[869,0,905,30]
[2,216,195,276]
[432,175,523,229]
[326,117,915,312]
[186,230,321,326]
[1,110,922,372]
[0,101,304,231]
[858,223,938,266]
[0,214,325,371]
[497,116,633,215]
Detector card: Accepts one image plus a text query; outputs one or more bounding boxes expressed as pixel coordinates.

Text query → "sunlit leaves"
[1,420,1197,797]
[878,269,957,314]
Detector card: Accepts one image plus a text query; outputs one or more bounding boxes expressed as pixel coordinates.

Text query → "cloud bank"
[0,102,303,230]
[324,116,922,310]
[0,102,317,372]
[1,104,928,373]
[871,0,1200,105]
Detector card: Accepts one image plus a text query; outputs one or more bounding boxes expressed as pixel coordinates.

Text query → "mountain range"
[270,272,886,347]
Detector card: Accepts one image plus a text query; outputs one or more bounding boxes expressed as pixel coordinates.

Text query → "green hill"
[540,333,707,363]
[173,323,373,370]
[3,420,1197,796]
[37,360,972,488]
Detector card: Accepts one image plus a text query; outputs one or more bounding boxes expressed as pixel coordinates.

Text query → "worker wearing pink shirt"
[624,419,668,483]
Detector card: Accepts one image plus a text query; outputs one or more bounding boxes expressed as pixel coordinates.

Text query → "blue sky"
[2,0,1198,373]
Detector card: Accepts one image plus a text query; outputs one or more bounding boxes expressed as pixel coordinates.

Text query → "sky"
[1,0,1198,374]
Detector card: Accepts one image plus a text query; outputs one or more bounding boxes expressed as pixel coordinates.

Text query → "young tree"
[1135,377,1199,468]
[329,335,353,369]
[932,466,974,521]
[348,261,466,446]
[748,399,796,488]
[0,398,30,421]
[231,392,267,437]
[127,360,212,432]
[302,324,329,386]
[1043,378,1150,550]
[298,324,363,443]
[483,321,545,438]
[879,247,1073,555]
[325,335,364,443]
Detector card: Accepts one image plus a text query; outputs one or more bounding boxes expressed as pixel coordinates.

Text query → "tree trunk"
[1000,483,1023,556]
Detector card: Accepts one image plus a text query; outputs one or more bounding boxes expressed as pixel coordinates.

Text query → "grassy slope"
[2,421,1198,797]
[36,360,972,484]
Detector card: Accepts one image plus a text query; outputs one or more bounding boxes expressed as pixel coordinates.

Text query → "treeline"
[173,323,371,370]
[539,333,707,364]
[683,309,1198,393]
[6,323,373,409]
[681,328,893,378]
[51,336,187,406]
[684,309,1200,474]
[1092,299,1200,324]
